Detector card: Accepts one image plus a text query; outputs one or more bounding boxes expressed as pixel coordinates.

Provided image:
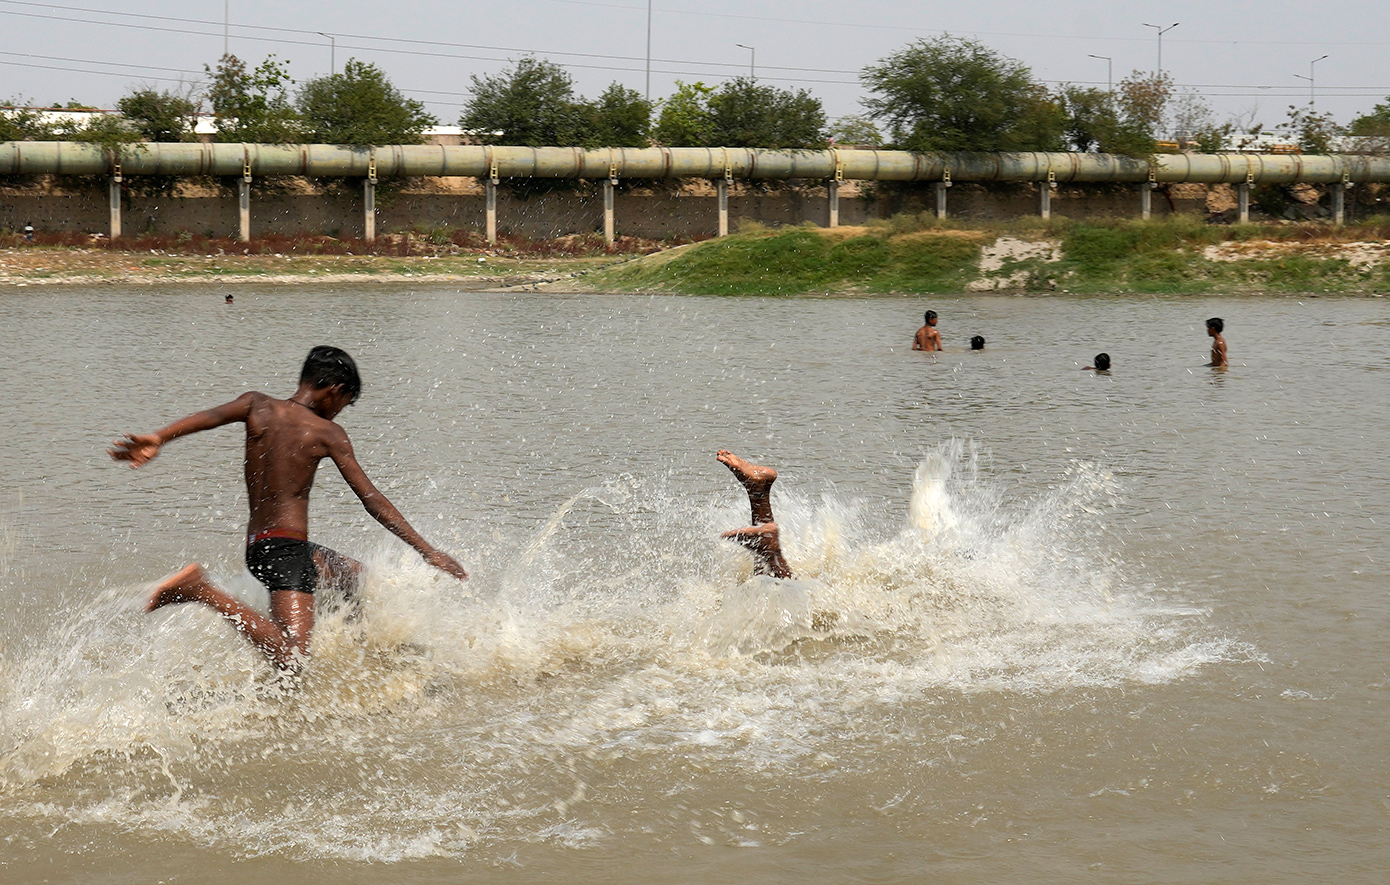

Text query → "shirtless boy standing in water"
[110,346,469,672]
[913,311,942,351]
[717,450,793,578]
[1206,317,1228,367]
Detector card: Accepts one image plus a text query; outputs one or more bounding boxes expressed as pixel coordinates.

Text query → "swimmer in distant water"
[1085,353,1111,373]
[109,345,469,673]
[717,450,793,578]
[912,310,942,351]
[225,294,233,304]
[1206,317,1228,367]
[970,335,985,351]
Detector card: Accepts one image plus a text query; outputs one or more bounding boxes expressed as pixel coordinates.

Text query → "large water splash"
[0,442,1248,861]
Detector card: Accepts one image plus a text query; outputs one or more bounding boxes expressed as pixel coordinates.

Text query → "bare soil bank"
[0,231,653,288]
[5,220,1389,295]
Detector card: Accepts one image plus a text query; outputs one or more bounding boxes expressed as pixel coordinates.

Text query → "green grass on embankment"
[579,215,1390,296]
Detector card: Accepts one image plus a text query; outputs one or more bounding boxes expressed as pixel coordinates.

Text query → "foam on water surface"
[0,442,1246,861]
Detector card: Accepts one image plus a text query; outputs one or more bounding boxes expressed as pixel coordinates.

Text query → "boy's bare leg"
[717,450,778,525]
[147,563,310,671]
[312,546,363,602]
[722,523,794,579]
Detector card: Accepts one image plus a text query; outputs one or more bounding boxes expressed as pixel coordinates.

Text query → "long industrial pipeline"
[4,142,1390,184]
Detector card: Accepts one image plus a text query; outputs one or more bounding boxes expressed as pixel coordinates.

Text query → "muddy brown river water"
[0,285,1386,883]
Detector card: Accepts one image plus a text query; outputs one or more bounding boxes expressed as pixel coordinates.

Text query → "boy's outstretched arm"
[328,432,469,581]
[109,393,255,467]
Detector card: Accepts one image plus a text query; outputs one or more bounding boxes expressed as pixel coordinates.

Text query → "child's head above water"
[1092,353,1111,371]
[970,335,985,350]
[1206,317,1224,334]
[301,346,362,403]
[924,310,938,324]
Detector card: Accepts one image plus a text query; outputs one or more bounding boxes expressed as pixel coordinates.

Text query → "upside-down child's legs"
[717,451,794,579]
[147,563,312,671]
[721,523,794,579]
[717,450,777,525]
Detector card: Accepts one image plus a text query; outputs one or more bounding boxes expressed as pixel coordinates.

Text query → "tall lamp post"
[1142,22,1179,75]
[1088,54,1113,94]
[735,43,755,80]
[1293,54,1329,107]
[645,0,652,100]
[317,32,336,75]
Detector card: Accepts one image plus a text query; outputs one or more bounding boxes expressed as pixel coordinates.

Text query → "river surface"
[0,285,1386,883]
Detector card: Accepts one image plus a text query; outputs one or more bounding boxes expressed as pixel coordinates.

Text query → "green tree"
[860,35,1063,152]
[1116,71,1172,143]
[117,88,199,142]
[0,99,63,140]
[1348,98,1390,153]
[581,83,652,147]
[1284,104,1342,154]
[1059,85,1154,156]
[653,80,715,146]
[830,114,883,147]
[1350,99,1390,136]
[206,54,302,143]
[298,59,435,145]
[705,78,826,149]
[460,57,586,146]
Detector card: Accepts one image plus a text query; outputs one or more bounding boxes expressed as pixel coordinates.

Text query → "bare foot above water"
[146,562,208,612]
[717,450,778,494]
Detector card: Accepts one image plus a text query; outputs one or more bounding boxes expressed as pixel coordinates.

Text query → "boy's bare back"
[911,315,945,350]
[242,392,353,538]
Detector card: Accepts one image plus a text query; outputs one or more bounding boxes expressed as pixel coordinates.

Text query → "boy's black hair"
[301,346,362,403]
[1094,352,1111,371]
[1206,317,1224,333]
[970,335,985,350]
[925,310,938,322]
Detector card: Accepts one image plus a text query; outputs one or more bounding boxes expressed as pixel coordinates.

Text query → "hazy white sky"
[2,0,1388,133]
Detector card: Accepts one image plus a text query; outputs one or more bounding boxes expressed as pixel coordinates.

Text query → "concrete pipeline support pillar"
[603,178,615,245]
[716,179,729,237]
[1140,183,1152,220]
[485,178,497,245]
[1331,182,1346,225]
[826,179,839,228]
[108,171,122,239]
[1237,182,1251,224]
[238,175,252,242]
[934,180,949,219]
[1039,180,1052,220]
[363,178,376,243]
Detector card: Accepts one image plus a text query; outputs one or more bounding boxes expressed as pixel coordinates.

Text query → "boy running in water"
[110,346,469,672]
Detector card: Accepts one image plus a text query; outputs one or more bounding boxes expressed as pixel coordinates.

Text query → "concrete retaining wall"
[0,179,1377,240]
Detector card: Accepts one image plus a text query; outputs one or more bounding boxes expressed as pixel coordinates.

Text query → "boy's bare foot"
[717,450,778,496]
[146,563,207,612]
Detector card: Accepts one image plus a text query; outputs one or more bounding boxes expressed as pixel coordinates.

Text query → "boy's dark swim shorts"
[246,537,322,594]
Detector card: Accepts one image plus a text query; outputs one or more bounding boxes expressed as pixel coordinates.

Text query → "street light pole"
[1088,54,1113,94]
[735,43,755,80]
[1142,22,1179,76]
[645,0,652,101]
[1293,54,1329,106]
[317,33,335,75]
